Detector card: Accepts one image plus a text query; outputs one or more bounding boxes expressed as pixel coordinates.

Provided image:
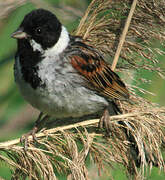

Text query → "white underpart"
[29,26,70,57]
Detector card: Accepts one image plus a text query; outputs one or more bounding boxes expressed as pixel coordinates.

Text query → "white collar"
[29,26,70,57]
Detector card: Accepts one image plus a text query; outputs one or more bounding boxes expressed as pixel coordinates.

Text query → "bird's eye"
[35,27,42,35]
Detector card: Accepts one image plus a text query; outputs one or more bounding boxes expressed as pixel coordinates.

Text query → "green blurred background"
[0,0,165,179]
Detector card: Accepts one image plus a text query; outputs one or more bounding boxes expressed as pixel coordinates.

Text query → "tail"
[109,101,158,168]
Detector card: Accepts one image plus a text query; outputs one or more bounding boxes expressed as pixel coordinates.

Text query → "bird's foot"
[98,108,111,133]
[20,126,38,151]
[20,112,49,150]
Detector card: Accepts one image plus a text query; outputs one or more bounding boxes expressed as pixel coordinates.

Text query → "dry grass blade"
[0,0,27,19]
[111,0,138,71]
[75,0,165,79]
[0,103,165,179]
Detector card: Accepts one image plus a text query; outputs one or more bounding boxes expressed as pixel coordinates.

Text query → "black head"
[11,9,62,49]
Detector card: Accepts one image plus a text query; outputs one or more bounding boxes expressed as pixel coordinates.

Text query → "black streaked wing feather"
[70,40,129,100]
[71,57,129,100]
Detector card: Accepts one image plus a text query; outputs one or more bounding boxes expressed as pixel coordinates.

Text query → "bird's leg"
[98,108,111,133]
[20,112,49,150]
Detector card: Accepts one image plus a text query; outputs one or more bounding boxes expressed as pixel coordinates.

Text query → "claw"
[98,109,111,133]
[20,112,49,150]
[20,126,38,151]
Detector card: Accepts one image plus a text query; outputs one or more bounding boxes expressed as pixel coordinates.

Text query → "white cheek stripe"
[30,39,44,53]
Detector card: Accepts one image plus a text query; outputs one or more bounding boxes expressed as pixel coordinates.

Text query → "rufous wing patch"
[71,54,129,100]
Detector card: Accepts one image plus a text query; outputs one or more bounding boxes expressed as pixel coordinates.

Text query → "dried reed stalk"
[0,0,165,180]
[111,0,138,71]
[0,0,26,19]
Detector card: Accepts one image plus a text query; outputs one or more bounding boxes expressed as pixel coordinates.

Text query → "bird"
[11,8,130,148]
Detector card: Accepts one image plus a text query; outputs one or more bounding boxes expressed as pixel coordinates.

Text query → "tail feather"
[108,101,159,168]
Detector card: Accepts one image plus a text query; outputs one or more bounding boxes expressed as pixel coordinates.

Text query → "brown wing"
[70,51,129,100]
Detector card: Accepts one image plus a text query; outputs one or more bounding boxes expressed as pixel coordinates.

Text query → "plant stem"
[111,0,138,71]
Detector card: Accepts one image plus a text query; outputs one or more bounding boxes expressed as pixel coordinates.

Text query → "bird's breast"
[14,55,109,119]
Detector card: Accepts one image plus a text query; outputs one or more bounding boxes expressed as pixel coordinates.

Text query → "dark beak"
[11,28,28,39]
